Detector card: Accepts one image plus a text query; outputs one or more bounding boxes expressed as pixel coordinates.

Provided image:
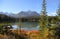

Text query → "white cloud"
[47,12,57,16]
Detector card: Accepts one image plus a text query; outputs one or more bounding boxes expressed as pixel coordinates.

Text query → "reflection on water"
[12,22,39,30]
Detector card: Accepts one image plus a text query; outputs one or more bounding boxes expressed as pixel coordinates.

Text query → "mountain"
[17,11,40,18]
[0,11,40,22]
[0,12,18,18]
[0,11,40,18]
[7,14,18,18]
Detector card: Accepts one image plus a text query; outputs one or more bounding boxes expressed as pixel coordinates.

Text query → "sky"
[0,0,60,16]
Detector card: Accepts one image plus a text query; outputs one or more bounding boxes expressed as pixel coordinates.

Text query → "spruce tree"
[39,0,48,39]
[57,3,60,16]
[54,3,60,39]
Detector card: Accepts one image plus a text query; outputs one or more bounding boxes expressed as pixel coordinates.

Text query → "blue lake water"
[12,22,39,30]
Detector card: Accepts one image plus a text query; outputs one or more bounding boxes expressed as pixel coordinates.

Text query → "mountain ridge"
[0,11,40,18]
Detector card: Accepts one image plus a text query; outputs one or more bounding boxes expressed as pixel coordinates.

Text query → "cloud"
[47,12,57,16]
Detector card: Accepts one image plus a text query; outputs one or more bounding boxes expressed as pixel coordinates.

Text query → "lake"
[12,22,39,30]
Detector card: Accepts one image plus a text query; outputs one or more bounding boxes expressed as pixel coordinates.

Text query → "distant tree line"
[0,13,59,23]
[0,14,16,23]
[0,14,59,23]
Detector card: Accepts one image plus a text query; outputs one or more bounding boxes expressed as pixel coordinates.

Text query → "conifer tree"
[57,3,60,16]
[39,0,48,39]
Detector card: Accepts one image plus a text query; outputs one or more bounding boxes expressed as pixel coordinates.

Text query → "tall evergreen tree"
[39,0,48,39]
[56,3,60,28]
[40,0,47,16]
[54,3,60,39]
[57,3,60,20]
[57,3,60,16]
